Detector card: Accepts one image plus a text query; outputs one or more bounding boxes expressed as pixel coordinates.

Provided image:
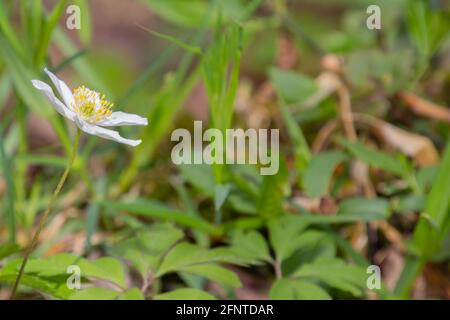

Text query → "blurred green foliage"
[0,0,449,300]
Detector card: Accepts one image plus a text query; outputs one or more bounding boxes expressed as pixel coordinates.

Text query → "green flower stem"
[10,128,81,299]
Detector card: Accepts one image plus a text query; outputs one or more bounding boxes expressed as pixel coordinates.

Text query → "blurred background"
[0,0,449,300]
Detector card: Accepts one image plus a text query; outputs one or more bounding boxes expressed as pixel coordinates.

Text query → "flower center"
[71,86,113,123]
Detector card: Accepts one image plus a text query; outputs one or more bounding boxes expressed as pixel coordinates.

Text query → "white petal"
[31,80,76,121]
[74,116,142,147]
[44,68,75,109]
[97,111,148,127]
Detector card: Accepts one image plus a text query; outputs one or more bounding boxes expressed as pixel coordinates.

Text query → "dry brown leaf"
[398,91,450,123]
[374,246,405,291]
[355,114,439,166]
[303,72,341,109]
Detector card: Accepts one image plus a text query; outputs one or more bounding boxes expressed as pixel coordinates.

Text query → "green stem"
[10,128,81,299]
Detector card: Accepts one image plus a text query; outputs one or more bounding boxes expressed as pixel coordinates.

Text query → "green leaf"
[292,258,367,297]
[35,0,68,66]
[69,288,120,300]
[0,34,51,116]
[0,272,71,299]
[414,139,450,258]
[0,243,20,260]
[283,231,336,275]
[269,67,318,104]
[339,139,409,177]
[25,253,126,289]
[81,257,126,289]
[156,242,242,277]
[406,0,449,63]
[181,264,241,288]
[0,259,71,299]
[229,230,271,264]
[138,25,202,55]
[154,288,216,300]
[73,0,92,45]
[214,184,232,212]
[279,106,311,175]
[113,223,184,277]
[179,163,215,196]
[257,159,288,218]
[117,288,145,300]
[268,215,309,261]
[0,125,15,242]
[0,0,26,58]
[97,199,219,234]
[270,279,331,300]
[337,197,391,220]
[303,151,348,198]
[143,0,209,27]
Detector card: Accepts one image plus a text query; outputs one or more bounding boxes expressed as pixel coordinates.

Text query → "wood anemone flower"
[32,68,148,146]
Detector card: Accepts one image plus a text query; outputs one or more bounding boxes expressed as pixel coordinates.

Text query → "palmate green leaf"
[181,264,242,288]
[113,223,184,278]
[154,288,216,300]
[136,224,184,254]
[0,259,72,299]
[114,238,157,279]
[283,230,336,275]
[82,257,126,289]
[0,273,71,299]
[270,279,331,300]
[155,242,243,277]
[268,215,309,262]
[97,199,219,234]
[229,230,272,264]
[303,151,348,198]
[24,253,126,289]
[292,258,367,297]
[114,239,154,279]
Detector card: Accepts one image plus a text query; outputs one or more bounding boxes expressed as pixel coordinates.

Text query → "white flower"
[31,68,148,147]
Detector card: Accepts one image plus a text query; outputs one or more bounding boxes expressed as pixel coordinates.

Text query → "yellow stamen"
[71,86,113,123]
